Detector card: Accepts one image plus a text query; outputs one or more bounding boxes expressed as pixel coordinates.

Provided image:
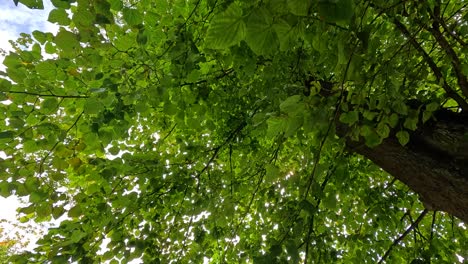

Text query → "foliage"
[0,219,43,263]
[1,0,468,263]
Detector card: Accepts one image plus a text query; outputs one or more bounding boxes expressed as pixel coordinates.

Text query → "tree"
[1,0,467,262]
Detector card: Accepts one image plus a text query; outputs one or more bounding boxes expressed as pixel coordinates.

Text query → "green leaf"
[51,0,71,8]
[322,193,337,209]
[68,205,82,218]
[32,30,47,44]
[0,79,12,92]
[54,29,79,55]
[19,0,44,9]
[52,206,65,219]
[45,42,57,54]
[393,101,408,115]
[280,95,302,115]
[404,117,418,131]
[317,0,354,24]
[3,53,22,68]
[376,122,390,138]
[245,8,279,55]
[285,115,303,137]
[339,111,359,124]
[426,102,439,112]
[388,113,399,128]
[287,0,311,16]
[0,181,11,197]
[123,8,143,26]
[274,19,304,51]
[84,98,104,115]
[42,98,59,112]
[72,8,95,27]
[0,131,15,139]
[29,191,44,203]
[267,116,286,138]
[265,164,280,183]
[71,230,86,242]
[299,199,316,216]
[35,60,57,80]
[48,8,70,25]
[364,130,382,147]
[206,3,246,49]
[396,130,410,146]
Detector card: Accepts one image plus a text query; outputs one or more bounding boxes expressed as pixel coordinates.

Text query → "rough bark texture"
[338,110,468,222]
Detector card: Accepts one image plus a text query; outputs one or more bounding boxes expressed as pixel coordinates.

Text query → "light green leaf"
[71,230,86,242]
[123,8,143,26]
[206,3,246,49]
[35,60,57,80]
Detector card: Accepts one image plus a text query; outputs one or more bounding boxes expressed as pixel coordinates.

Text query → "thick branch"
[337,110,468,223]
[7,90,89,99]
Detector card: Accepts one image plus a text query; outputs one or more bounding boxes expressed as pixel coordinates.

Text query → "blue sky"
[0,0,57,249]
[0,0,57,62]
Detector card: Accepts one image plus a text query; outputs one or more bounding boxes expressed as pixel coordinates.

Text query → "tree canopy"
[1,0,467,263]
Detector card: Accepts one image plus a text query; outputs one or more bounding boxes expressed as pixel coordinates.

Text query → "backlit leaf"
[206,3,246,49]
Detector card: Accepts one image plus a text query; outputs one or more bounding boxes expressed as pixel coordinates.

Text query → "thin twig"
[378,209,428,263]
[392,19,468,110]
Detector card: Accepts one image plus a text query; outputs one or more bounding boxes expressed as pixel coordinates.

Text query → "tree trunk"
[338,110,468,222]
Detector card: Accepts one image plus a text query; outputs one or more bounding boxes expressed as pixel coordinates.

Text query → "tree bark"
[338,110,468,222]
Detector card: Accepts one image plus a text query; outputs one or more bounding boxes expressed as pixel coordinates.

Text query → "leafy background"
[0,0,467,263]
